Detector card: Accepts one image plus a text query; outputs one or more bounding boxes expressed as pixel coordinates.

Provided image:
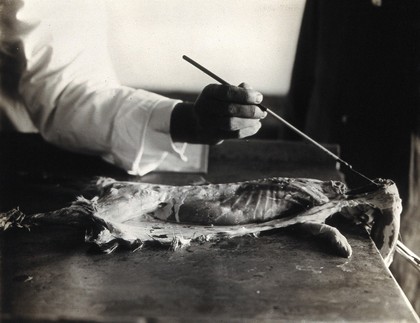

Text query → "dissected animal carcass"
[0,177,401,266]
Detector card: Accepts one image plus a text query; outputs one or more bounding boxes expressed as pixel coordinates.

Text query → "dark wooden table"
[1,134,418,322]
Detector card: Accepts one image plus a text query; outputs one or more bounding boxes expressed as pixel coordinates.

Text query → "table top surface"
[0,134,418,322]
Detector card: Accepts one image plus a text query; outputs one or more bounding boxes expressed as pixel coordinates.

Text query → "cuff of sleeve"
[101,87,191,176]
[147,99,188,160]
[129,98,188,176]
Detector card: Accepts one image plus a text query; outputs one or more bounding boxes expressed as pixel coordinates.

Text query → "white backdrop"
[105,0,305,95]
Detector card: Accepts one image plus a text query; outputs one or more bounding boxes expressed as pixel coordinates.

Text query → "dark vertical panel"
[288,0,420,194]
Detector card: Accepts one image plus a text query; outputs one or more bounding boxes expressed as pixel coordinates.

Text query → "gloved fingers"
[222,117,261,131]
[296,222,353,258]
[238,82,253,89]
[204,117,261,131]
[190,83,266,143]
[204,122,262,140]
[198,101,266,119]
[235,123,262,138]
[201,84,263,105]
[224,104,266,119]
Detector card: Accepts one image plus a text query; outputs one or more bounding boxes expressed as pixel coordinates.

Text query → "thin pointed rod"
[182,55,375,185]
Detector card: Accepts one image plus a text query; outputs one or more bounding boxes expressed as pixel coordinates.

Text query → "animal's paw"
[294,222,353,258]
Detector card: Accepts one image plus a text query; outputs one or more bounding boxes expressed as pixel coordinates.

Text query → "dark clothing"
[287,0,420,195]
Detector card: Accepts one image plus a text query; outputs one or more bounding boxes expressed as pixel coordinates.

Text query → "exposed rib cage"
[96,177,346,226]
[0,176,402,266]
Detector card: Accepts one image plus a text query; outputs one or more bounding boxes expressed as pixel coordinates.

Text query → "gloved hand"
[171,83,267,144]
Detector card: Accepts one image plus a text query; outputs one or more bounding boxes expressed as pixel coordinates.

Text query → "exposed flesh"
[0,177,401,266]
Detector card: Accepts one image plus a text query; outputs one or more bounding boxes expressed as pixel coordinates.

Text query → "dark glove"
[171,83,266,144]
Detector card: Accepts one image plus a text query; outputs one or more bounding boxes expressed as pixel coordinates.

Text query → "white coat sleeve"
[16,0,189,176]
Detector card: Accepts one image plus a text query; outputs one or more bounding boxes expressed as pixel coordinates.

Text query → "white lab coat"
[0,0,194,175]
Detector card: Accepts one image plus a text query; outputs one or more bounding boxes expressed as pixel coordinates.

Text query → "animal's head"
[344,179,402,266]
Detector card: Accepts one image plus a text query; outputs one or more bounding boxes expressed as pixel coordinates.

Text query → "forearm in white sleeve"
[17,0,188,175]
